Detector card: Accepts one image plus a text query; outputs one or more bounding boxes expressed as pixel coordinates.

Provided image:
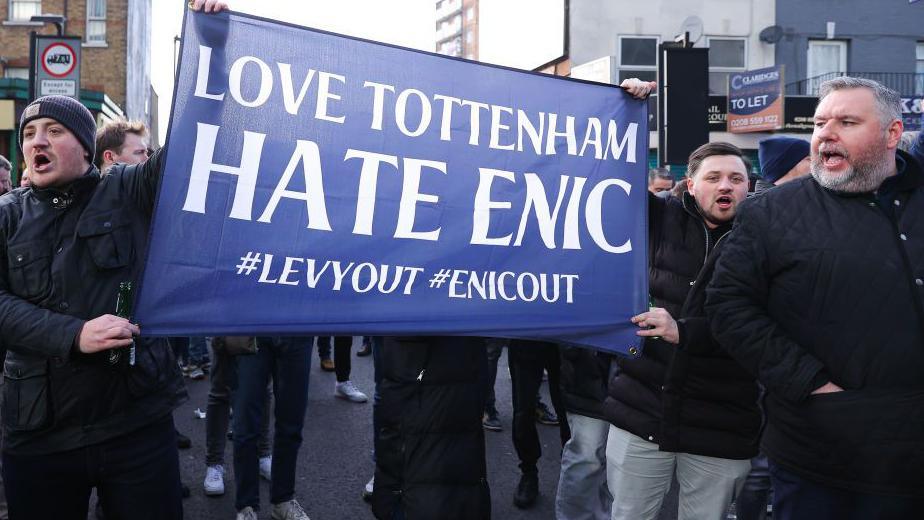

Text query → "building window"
[618,36,658,84]
[466,7,474,21]
[807,40,847,95]
[916,42,924,95]
[86,0,106,43]
[8,0,41,21]
[465,29,472,44]
[4,67,29,79]
[707,37,746,95]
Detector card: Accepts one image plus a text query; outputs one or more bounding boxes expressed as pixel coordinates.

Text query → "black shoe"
[181,482,191,499]
[482,407,502,432]
[356,342,372,357]
[513,472,538,509]
[176,430,192,449]
[535,400,559,426]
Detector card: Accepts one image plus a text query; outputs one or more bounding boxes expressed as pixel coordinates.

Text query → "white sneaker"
[259,455,273,481]
[203,464,225,496]
[362,475,374,502]
[271,499,310,520]
[335,380,368,403]
[236,506,258,520]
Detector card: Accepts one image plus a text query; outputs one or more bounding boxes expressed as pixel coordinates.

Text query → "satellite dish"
[759,25,784,44]
[678,16,704,44]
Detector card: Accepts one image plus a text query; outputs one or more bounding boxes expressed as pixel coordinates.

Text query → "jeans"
[169,337,209,365]
[189,336,211,365]
[233,337,312,511]
[508,339,569,474]
[206,339,271,467]
[769,461,924,520]
[2,415,181,520]
[483,338,507,411]
[332,336,353,383]
[735,453,771,520]
[556,413,612,520]
[605,425,750,520]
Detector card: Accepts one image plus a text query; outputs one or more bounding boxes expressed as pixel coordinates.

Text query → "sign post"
[30,35,82,101]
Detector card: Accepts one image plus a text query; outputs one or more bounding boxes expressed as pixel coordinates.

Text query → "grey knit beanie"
[19,95,96,162]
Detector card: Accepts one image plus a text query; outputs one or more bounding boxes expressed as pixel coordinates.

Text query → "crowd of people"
[1,1,924,519]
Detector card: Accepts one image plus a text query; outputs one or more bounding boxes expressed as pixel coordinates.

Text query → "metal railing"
[786,72,924,96]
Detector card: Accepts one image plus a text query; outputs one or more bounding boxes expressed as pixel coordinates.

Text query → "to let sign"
[727,66,784,133]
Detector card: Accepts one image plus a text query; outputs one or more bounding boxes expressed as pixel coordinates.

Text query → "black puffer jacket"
[559,346,610,420]
[0,151,186,455]
[604,192,723,445]
[707,151,924,496]
[659,237,761,460]
[373,336,490,520]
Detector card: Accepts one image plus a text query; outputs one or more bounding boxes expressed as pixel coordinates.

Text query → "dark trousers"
[736,453,771,520]
[317,336,354,382]
[483,338,507,411]
[770,461,924,520]
[206,340,271,467]
[2,416,181,520]
[233,337,311,511]
[508,340,569,474]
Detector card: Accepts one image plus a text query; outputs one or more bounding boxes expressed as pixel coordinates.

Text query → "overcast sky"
[151,1,437,144]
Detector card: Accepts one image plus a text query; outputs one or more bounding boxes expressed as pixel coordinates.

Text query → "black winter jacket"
[604,192,728,446]
[707,152,924,496]
[373,336,491,520]
[659,237,761,459]
[0,151,186,455]
[559,346,610,420]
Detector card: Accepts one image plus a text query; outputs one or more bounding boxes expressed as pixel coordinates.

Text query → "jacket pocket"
[2,357,52,431]
[6,241,52,301]
[76,212,132,270]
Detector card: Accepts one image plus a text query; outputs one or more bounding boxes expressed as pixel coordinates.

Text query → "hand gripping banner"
[135,10,649,355]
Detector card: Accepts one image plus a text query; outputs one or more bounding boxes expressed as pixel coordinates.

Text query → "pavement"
[172,337,573,520]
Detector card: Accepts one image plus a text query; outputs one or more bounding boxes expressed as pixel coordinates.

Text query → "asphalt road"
[172,338,571,520]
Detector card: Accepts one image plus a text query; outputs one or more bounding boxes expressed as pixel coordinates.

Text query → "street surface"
[165,338,680,519]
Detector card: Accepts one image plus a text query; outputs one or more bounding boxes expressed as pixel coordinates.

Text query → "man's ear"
[885,119,903,150]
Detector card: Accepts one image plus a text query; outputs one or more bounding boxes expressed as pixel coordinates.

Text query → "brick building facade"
[0,0,151,179]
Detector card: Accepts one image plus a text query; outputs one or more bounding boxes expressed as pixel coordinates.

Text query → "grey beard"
[811,150,895,193]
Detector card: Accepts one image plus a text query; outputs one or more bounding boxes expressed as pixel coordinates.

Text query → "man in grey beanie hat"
[0,3,228,518]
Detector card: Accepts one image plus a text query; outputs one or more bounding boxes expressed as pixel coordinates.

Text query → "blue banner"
[135,11,649,355]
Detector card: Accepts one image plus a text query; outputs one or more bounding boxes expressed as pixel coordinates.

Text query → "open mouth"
[820,149,847,169]
[716,195,733,209]
[32,153,51,171]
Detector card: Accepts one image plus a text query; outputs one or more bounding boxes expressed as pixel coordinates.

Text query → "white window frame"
[617,35,659,83]
[85,0,107,45]
[618,35,659,68]
[807,39,847,94]
[706,36,748,71]
[7,0,41,23]
[914,41,924,95]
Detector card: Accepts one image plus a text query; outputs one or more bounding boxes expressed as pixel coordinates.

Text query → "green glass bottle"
[111,282,136,366]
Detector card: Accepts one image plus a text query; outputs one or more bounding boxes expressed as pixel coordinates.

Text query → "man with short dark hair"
[604,141,757,520]
[648,167,674,194]
[95,119,149,174]
[708,77,924,518]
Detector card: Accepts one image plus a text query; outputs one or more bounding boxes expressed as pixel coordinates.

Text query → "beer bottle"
[110,282,136,366]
